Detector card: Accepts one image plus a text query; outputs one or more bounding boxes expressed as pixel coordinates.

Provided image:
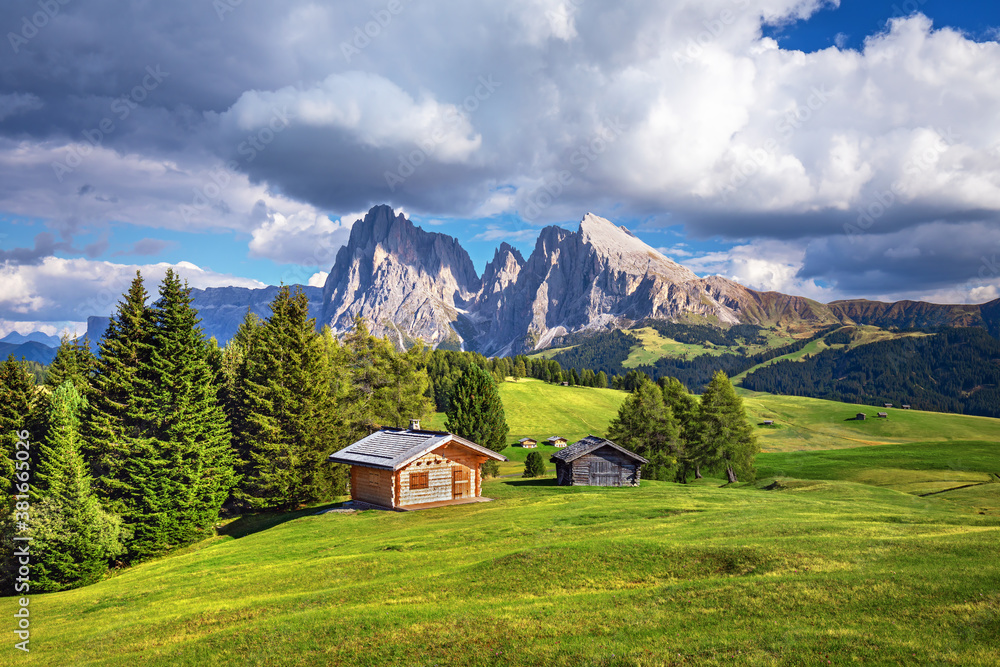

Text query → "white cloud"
[307,271,328,287]
[219,72,483,163]
[0,256,264,323]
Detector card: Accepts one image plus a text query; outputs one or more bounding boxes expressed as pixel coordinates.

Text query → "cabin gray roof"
[328,428,507,470]
[549,435,649,464]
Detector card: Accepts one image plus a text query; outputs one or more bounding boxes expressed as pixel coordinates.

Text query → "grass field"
[19,434,1000,666]
[15,382,1000,665]
[424,379,629,475]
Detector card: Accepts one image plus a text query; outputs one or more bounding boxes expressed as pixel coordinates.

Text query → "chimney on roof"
[409,419,420,430]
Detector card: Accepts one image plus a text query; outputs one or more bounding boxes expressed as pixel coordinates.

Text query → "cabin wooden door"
[589,459,620,486]
[452,467,470,499]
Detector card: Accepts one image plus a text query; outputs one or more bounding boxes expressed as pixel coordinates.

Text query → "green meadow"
[17,380,1000,666]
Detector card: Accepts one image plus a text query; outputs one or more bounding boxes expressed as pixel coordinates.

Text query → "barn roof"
[550,435,649,464]
[328,428,507,470]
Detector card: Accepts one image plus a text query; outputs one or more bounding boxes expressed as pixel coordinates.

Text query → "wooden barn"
[518,437,538,448]
[856,413,867,420]
[877,412,888,418]
[550,435,648,487]
[328,422,507,510]
[902,404,911,410]
[547,436,568,447]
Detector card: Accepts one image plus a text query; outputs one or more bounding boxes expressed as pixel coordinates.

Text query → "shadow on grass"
[218,501,343,540]
[502,477,560,487]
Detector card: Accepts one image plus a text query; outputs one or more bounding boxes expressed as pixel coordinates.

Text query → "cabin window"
[367,470,379,485]
[409,471,429,490]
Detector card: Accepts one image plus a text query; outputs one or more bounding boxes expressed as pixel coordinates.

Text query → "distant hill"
[0,340,58,365]
[84,284,323,351]
[0,331,61,346]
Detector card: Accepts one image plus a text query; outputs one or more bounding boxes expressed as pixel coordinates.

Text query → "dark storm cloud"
[0,1,999,305]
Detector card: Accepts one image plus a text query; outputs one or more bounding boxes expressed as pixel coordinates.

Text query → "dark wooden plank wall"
[557,446,641,487]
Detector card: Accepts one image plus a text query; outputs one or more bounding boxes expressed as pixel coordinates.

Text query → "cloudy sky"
[2,0,1000,337]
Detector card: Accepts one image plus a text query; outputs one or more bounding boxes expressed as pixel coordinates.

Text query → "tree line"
[1,271,435,593]
[606,371,759,485]
[741,327,1000,418]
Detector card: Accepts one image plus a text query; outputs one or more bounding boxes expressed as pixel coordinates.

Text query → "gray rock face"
[469,213,749,355]
[320,204,480,349]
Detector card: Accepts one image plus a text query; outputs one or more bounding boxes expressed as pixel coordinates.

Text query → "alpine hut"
[546,436,568,447]
[550,435,648,487]
[328,421,507,510]
[518,437,538,448]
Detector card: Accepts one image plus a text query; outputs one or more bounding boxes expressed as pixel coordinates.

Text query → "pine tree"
[234,286,341,510]
[513,359,526,381]
[0,356,36,498]
[606,379,680,480]
[659,376,700,481]
[45,334,96,395]
[125,269,237,553]
[523,451,545,478]
[82,271,154,496]
[30,382,125,591]
[342,316,397,439]
[445,364,509,477]
[695,371,759,483]
[596,371,608,389]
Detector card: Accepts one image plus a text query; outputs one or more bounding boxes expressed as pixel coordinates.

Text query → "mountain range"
[5,204,998,364]
[316,205,1000,355]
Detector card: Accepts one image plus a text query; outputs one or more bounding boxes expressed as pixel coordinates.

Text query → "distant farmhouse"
[328,421,507,510]
[518,437,538,448]
[884,403,893,408]
[550,436,648,487]
[902,404,911,409]
[546,436,568,447]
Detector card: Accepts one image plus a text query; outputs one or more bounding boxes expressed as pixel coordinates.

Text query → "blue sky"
[1,0,1000,336]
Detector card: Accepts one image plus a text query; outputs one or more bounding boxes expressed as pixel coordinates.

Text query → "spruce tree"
[659,376,700,481]
[445,364,509,476]
[695,371,759,483]
[234,286,341,510]
[82,271,154,496]
[606,379,680,480]
[523,451,545,478]
[596,371,608,389]
[342,316,397,439]
[0,356,36,498]
[30,382,125,591]
[45,334,96,395]
[126,269,237,552]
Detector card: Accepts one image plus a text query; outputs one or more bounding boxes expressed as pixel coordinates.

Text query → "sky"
[1,0,1000,338]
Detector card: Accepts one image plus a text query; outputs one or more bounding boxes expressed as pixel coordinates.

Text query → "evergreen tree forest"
[741,328,1000,418]
[1,273,434,594]
[605,371,758,484]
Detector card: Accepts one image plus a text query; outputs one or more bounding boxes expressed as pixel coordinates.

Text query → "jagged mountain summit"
[315,205,1000,355]
[316,207,822,354]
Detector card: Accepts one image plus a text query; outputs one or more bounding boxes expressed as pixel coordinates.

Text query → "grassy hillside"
[20,438,1000,666]
[730,326,933,383]
[424,378,628,475]
[427,378,1000,462]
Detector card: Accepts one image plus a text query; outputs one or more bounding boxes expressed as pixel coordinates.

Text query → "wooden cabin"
[328,423,507,510]
[518,437,538,448]
[762,420,774,426]
[877,412,888,418]
[902,405,911,410]
[856,413,867,420]
[884,403,893,408]
[547,436,568,447]
[550,435,648,487]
